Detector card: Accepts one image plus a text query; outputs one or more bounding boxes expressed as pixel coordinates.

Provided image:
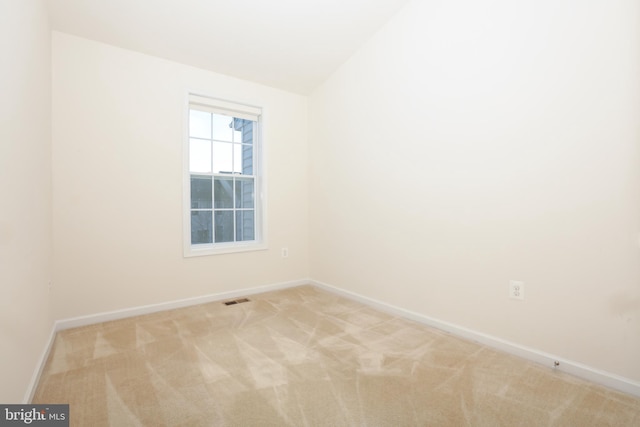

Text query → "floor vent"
[223,298,250,306]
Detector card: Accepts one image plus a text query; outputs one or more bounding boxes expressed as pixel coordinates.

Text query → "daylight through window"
[185,95,263,255]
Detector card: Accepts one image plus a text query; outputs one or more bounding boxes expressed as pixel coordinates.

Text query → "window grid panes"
[188,109,257,246]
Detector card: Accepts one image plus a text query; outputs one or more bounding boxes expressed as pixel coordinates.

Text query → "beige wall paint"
[51,33,309,320]
[0,0,53,402]
[309,0,640,382]
[2,0,637,400]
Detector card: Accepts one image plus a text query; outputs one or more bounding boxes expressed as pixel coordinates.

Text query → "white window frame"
[183,93,266,257]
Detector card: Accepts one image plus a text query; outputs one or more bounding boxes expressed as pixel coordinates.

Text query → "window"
[184,94,264,256]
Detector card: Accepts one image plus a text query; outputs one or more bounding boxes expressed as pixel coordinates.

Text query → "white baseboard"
[28,277,640,401]
[55,279,310,331]
[24,278,310,402]
[23,324,57,403]
[311,279,640,398]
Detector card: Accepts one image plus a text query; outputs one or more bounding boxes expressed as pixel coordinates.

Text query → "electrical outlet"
[509,280,524,300]
[281,247,289,258]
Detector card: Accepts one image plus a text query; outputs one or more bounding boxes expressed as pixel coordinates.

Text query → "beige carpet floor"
[33,285,640,426]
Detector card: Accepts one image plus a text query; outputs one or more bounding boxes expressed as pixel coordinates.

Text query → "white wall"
[5,0,637,400]
[0,0,53,402]
[52,33,309,320]
[309,0,640,382]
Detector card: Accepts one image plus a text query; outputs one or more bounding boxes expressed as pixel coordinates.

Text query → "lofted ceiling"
[45,0,410,95]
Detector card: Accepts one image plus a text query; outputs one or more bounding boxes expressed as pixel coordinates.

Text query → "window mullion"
[232,177,237,241]
[210,131,216,244]
[231,123,237,242]
[186,96,262,255]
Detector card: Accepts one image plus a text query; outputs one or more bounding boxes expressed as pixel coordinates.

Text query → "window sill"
[183,241,267,257]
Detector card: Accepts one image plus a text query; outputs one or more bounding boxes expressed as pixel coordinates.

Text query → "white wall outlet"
[509,280,524,300]
[281,247,289,258]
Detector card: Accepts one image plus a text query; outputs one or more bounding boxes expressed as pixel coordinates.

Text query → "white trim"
[23,324,57,403]
[28,278,640,401]
[183,91,266,257]
[189,94,261,122]
[26,279,309,401]
[310,280,640,398]
[55,279,310,331]
[182,92,192,256]
[186,242,268,257]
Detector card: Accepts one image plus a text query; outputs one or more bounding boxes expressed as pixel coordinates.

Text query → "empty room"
[1,0,639,425]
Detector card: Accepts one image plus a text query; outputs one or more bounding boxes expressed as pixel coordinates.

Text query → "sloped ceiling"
[45,0,410,94]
